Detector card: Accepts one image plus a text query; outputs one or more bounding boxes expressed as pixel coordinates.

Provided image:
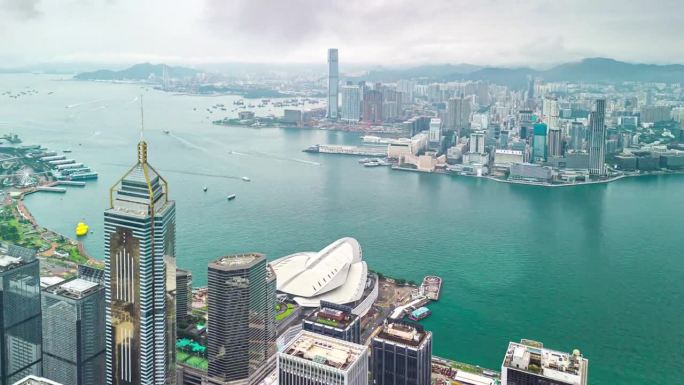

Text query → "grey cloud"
[1,0,42,19]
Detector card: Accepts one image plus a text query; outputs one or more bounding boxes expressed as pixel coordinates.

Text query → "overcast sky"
[1,0,683,69]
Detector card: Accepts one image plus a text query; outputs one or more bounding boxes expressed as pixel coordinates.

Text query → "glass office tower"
[42,277,105,385]
[207,253,274,384]
[0,244,42,385]
[104,139,176,385]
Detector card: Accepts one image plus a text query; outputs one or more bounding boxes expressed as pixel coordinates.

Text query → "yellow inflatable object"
[75,222,89,237]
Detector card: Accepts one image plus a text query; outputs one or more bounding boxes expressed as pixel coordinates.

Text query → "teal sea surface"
[3,74,683,384]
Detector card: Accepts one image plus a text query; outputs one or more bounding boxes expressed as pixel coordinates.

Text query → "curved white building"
[270,238,368,308]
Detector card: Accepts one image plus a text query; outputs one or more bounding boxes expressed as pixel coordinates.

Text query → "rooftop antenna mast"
[138,95,148,164]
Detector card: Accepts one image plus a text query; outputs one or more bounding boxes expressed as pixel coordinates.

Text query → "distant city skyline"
[1,0,684,68]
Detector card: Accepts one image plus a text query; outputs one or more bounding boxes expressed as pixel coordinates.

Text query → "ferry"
[408,307,431,321]
[364,160,381,167]
[62,149,72,153]
[227,194,236,201]
[241,176,251,182]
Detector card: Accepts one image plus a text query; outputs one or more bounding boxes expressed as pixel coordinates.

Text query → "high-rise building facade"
[589,99,606,176]
[0,244,42,385]
[569,122,584,151]
[428,118,442,146]
[446,97,471,133]
[532,123,548,163]
[362,90,383,123]
[340,85,361,122]
[547,127,562,158]
[327,49,339,119]
[104,139,176,385]
[42,278,105,385]
[469,131,485,154]
[371,320,432,385]
[302,302,360,344]
[501,340,588,385]
[278,331,368,385]
[207,253,275,384]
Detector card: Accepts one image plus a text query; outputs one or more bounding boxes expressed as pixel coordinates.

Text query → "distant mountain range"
[74,63,200,81]
[354,58,684,88]
[73,58,684,88]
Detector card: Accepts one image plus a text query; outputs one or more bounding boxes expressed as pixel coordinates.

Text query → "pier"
[421,275,442,301]
[56,181,86,187]
[304,144,387,157]
[36,186,67,193]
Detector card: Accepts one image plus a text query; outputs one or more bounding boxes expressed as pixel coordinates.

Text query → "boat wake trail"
[128,96,139,104]
[249,151,320,166]
[168,133,211,154]
[66,99,106,109]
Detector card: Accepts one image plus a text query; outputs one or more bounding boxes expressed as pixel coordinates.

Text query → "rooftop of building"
[375,320,430,347]
[502,340,588,385]
[44,277,102,299]
[282,331,366,371]
[304,302,358,328]
[0,243,36,273]
[12,375,63,385]
[210,253,265,271]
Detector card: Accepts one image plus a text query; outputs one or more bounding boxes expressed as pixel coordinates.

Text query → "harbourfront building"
[371,320,432,385]
[501,340,588,385]
[589,99,607,176]
[302,302,360,344]
[0,244,42,385]
[41,278,105,385]
[269,238,369,311]
[206,253,275,384]
[278,331,368,385]
[327,48,339,120]
[104,139,177,385]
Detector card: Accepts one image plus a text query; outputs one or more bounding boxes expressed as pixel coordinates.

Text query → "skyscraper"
[104,138,176,385]
[340,85,361,122]
[0,244,42,385]
[362,89,383,123]
[532,123,548,163]
[175,269,192,326]
[569,122,584,151]
[207,253,275,384]
[42,277,105,385]
[589,99,606,176]
[327,49,339,120]
[446,97,470,133]
[547,127,562,158]
[371,320,432,385]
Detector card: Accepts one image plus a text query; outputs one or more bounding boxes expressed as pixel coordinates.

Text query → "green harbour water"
[3,74,683,384]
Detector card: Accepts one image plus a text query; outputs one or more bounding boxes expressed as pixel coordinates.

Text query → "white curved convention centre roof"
[270,237,367,307]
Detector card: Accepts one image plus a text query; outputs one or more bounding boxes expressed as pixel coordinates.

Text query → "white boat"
[241,176,251,182]
[203,186,208,192]
[364,161,381,167]
[163,130,170,135]
[227,194,236,200]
